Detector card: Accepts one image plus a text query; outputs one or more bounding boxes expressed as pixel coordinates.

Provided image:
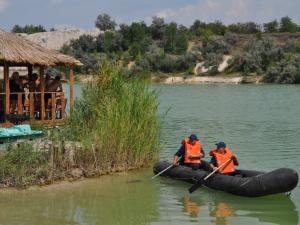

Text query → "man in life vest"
[173,134,208,170]
[209,142,239,176]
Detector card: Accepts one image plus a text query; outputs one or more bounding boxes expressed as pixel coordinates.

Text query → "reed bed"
[64,62,161,173]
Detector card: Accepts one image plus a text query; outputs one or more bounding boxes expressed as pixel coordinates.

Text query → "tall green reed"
[65,62,161,171]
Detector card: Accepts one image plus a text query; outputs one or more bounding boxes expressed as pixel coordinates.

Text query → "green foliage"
[294,40,300,53]
[198,28,213,45]
[164,22,188,54]
[64,63,161,169]
[95,13,117,31]
[263,20,279,33]
[0,143,49,188]
[204,53,223,74]
[150,17,166,40]
[229,38,284,74]
[202,38,229,56]
[279,16,298,33]
[265,55,300,83]
[224,32,239,45]
[11,24,46,34]
[56,13,300,83]
[190,20,226,36]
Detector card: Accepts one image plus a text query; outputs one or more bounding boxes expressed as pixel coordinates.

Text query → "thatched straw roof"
[0,29,82,66]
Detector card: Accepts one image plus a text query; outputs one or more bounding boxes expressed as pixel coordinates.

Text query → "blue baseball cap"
[189,134,198,141]
[216,141,226,148]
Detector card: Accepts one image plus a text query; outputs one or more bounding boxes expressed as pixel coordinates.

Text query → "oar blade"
[188,180,203,193]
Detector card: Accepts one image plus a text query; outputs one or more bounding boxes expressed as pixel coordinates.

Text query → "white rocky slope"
[24,28,101,50]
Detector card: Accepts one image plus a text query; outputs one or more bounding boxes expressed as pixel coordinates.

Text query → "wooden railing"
[0,92,66,124]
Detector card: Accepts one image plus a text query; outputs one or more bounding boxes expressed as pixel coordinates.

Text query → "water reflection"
[158,178,298,225]
[209,202,234,225]
[182,197,200,218]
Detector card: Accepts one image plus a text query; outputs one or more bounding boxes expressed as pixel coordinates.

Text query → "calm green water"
[0,84,300,225]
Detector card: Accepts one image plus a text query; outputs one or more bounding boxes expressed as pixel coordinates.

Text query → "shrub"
[224,32,239,46]
[204,53,223,74]
[265,56,300,84]
[0,143,49,188]
[229,37,283,74]
[202,38,229,56]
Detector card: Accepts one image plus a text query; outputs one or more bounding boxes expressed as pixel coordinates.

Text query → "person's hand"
[210,164,217,171]
[231,155,237,160]
[173,160,178,166]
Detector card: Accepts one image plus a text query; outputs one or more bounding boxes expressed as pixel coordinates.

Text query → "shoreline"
[0,165,149,193]
[75,74,264,84]
[153,74,264,84]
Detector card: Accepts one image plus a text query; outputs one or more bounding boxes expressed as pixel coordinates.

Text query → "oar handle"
[151,156,182,179]
[203,158,232,181]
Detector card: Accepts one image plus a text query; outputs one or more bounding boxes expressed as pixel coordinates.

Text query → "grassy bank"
[0,63,161,188]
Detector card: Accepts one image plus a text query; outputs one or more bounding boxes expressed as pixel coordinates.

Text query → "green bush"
[0,143,49,188]
[64,62,161,170]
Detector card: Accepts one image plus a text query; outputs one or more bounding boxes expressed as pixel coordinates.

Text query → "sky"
[0,0,300,31]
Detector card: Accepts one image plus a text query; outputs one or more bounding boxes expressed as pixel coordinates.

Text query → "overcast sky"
[1,0,300,31]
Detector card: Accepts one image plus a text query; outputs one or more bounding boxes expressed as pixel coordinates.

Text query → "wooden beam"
[4,63,10,119]
[39,66,45,121]
[69,65,74,110]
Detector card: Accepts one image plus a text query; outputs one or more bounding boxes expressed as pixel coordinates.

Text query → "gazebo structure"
[0,29,82,126]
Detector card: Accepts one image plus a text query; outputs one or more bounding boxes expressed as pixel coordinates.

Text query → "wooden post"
[28,65,33,77]
[4,63,10,120]
[51,93,55,122]
[29,92,34,120]
[69,65,74,111]
[39,66,45,121]
[17,93,22,115]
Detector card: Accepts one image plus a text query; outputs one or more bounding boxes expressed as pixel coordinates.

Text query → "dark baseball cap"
[216,141,226,148]
[189,134,198,141]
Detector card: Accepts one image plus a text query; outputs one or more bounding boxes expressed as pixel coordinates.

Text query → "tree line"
[11,15,300,83]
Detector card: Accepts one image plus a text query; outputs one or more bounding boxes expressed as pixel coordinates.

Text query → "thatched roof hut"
[0,29,81,126]
[0,29,81,66]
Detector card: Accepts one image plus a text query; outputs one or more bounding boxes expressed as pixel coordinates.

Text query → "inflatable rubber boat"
[153,161,299,197]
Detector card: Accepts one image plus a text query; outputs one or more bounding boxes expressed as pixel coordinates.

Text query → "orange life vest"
[210,148,235,174]
[182,138,201,164]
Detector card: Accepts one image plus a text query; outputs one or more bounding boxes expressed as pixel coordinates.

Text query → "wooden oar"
[151,156,182,179]
[188,158,233,193]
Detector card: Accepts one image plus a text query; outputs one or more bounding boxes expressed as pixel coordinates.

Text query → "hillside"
[23,28,101,50]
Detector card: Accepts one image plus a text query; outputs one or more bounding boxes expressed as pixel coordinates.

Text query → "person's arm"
[232,155,239,166]
[173,145,184,165]
[200,148,205,158]
[210,156,217,170]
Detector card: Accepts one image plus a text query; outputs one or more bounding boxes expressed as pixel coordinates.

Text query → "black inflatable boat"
[153,161,299,197]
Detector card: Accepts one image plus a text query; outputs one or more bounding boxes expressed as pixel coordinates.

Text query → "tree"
[102,32,123,53]
[227,22,261,34]
[279,16,298,33]
[190,20,206,36]
[95,13,117,31]
[207,20,226,35]
[11,24,46,34]
[150,17,166,40]
[263,20,279,33]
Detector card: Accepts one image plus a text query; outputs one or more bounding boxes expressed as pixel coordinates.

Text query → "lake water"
[0,84,300,225]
